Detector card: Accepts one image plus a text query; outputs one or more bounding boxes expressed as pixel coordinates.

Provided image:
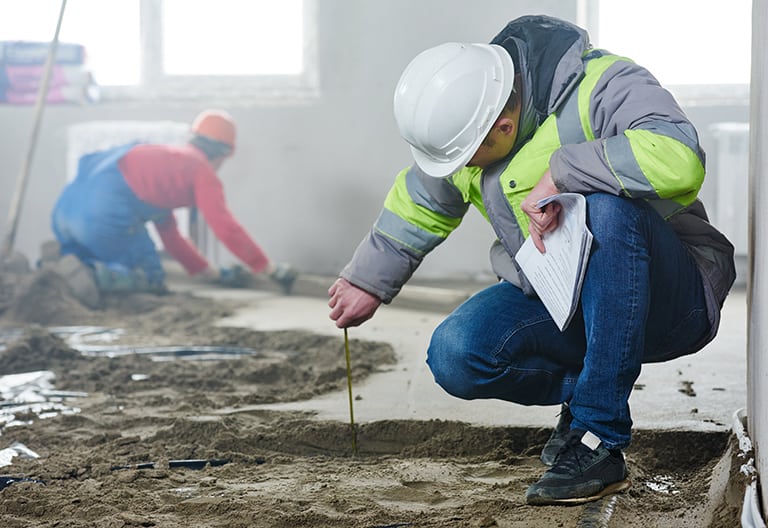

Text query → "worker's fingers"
[335,314,362,329]
[526,213,549,254]
[520,193,549,218]
[525,202,562,254]
[328,278,347,310]
[330,299,366,328]
[545,202,562,227]
[328,286,354,326]
[337,308,377,328]
[531,230,546,254]
[534,207,561,235]
[330,303,362,328]
[528,203,560,231]
[328,279,340,297]
[329,304,344,324]
[327,280,381,328]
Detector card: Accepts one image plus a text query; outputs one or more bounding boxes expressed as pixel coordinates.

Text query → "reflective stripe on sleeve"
[374,208,448,255]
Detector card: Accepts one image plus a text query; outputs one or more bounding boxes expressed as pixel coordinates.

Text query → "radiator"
[710,122,749,258]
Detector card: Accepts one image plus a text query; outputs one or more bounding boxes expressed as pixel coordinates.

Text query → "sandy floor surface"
[0,266,746,527]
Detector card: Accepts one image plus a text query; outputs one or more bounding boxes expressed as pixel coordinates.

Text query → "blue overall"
[51,144,170,285]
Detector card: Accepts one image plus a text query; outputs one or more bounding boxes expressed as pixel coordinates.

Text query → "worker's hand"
[328,278,382,329]
[269,262,298,294]
[199,267,221,282]
[520,169,562,253]
[219,265,251,288]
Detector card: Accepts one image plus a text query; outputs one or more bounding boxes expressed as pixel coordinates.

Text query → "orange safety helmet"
[191,110,237,153]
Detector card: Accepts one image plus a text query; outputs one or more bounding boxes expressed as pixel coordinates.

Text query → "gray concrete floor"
[177,274,747,434]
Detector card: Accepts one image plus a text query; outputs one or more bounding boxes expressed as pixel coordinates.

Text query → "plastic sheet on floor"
[734,408,766,528]
[1,326,260,361]
[0,441,40,468]
[0,370,84,435]
[0,325,124,352]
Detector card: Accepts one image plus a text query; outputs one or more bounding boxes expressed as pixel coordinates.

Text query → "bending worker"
[51,109,297,292]
[329,16,736,505]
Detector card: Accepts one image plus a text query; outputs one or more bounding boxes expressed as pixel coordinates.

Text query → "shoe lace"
[554,405,572,434]
[552,434,594,475]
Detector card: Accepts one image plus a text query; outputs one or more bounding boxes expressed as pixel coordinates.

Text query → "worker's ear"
[496,116,517,137]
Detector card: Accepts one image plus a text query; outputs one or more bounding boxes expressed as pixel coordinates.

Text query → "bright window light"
[0,0,308,92]
[596,0,751,86]
[162,0,304,76]
[0,0,140,86]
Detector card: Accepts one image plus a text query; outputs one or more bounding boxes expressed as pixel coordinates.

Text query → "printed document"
[514,193,592,331]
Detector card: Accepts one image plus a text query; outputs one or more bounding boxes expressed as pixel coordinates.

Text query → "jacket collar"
[491,15,591,136]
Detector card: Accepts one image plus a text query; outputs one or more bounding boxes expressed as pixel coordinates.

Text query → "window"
[584,0,751,105]
[162,0,303,76]
[0,0,317,102]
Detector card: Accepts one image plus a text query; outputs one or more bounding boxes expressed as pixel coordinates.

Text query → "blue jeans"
[426,194,709,449]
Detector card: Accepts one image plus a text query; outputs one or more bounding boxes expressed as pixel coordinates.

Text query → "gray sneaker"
[526,429,631,505]
[540,402,572,466]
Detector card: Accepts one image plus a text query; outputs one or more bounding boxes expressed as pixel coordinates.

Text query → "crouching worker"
[329,16,736,505]
[51,109,297,294]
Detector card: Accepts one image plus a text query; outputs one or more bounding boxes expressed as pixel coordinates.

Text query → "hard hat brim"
[412,44,515,178]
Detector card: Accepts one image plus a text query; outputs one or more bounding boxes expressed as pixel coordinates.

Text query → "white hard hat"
[393,42,515,178]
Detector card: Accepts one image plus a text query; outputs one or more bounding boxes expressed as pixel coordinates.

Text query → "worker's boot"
[54,254,101,309]
[540,402,572,466]
[132,268,168,294]
[526,429,630,505]
[94,263,167,294]
[93,262,143,292]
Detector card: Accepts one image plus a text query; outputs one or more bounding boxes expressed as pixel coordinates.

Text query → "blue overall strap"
[52,143,169,284]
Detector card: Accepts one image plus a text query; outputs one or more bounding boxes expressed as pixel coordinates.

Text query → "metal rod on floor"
[344,328,358,455]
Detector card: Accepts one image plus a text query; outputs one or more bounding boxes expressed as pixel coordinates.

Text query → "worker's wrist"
[199,266,220,281]
[263,262,277,275]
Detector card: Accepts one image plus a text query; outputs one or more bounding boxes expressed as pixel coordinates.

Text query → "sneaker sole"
[527,478,632,506]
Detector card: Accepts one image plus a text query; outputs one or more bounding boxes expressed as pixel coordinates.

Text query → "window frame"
[100,0,319,103]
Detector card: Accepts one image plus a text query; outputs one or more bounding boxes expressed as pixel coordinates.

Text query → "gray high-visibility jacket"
[341,15,735,345]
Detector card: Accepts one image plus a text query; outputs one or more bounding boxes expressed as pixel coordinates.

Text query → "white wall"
[0,0,748,282]
[748,0,767,518]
